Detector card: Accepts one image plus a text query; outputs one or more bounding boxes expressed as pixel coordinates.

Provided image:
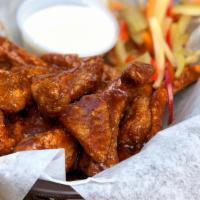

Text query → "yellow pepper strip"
[149,17,166,88]
[154,0,170,24]
[173,4,200,16]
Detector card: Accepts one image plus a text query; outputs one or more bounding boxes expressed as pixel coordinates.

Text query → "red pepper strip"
[151,59,159,81]
[119,20,129,42]
[165,0,174,124]
[167,0,173,17]
[165,62,174,124]
[166,27,172,49]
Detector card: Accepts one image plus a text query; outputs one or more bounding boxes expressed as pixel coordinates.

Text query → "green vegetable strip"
[122,5,147,45]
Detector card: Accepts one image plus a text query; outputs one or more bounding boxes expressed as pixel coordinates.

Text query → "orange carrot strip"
[109,1,124,11]
[146,0,157,18]
[143,31,154,53]
[151,59,160,81]
[125,54,135,64]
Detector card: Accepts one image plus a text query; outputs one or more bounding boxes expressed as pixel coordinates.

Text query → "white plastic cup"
[16,0,119,57]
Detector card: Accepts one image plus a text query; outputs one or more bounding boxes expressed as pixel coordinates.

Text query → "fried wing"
[173,66,200,94]
[147,87,168,140]
[77,89,128,176]
[14,129,78,171]
[8,106,53,142]
[102,89,128,164]
[0,111,15,155]
[11,65,58,82]
[31,57,103,116]
[0,37,47,67]
[118,96,151,161]
[134,84,153,97]
[41,53,81,69]
[0,70,31,113]
[23,107,53,136]
[122,62,154,85]
[8,116,25,145]
[100,64,120,89]
[60,88,129,164]
[115,63,154,161]
[60,94,112,163]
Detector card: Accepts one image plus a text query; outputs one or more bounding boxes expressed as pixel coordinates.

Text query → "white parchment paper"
[0,149,66,200]
[1,0,200,200]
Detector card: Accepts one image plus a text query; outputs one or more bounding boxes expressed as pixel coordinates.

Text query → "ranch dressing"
[22,5,118,57]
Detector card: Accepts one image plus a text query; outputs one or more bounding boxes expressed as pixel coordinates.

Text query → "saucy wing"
[173,66,200,94]
[77,88,128,176]
[0,111,15,155]
[0,37,47,67]
[116,63,155,161]
[14,129,78,171]
[41,53,81,69]
[100,64,120,89]
[8,106,53,142]
[61,90,128,176]
[31,57,103,116]
[61,62,154,175]
[11,64,58,82]
[118,96,152,161]
[60,94,113,163]
[0,70,31,113]
[122,62,154,85]
[147,87,168,140]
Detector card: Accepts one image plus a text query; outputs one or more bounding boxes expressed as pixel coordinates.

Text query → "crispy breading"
[11,65,57,82]
[119,96,151,147]
[0,111,15,155]
[22,107,52,136]
[0,70,31,113]
[118,96,151,161]
[14,129,78,171]
[122,62,154,85]
[101,64,120,88]
[0,37,47,67]
[41,53,81,69]
[0,60,12,70]
[118,145,141,162]
[60,89,128,164]
[8,116,24,144]
[60,94,112,163]
[134,84,153,97]
[8,107,52,142]
[101,63,154,101]
[78,153,105,176]
[102,89,128,164]
[147,87,168,140]
[77,88,128,176]
[31,58,103,116]
[173,66,200,94]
